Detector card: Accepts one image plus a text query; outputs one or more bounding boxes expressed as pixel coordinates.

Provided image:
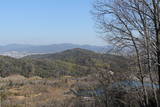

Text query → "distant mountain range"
[0,44,111,58]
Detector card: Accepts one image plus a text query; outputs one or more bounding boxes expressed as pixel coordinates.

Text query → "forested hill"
[0,48,129,78]
[25,48,129,70]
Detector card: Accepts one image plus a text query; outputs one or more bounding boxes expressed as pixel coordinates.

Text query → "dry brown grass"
[0,75,79,107]
[3,74,26,81]
[28,76,42,80]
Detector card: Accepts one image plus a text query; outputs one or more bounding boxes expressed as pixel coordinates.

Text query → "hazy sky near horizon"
[0,0,106,46]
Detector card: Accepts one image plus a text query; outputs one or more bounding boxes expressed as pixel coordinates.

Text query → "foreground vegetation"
[0,75,81,107]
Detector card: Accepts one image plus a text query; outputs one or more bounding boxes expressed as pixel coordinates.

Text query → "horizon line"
[0,43,108,47]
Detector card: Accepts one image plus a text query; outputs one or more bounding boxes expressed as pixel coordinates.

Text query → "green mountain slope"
[0,48,129,78]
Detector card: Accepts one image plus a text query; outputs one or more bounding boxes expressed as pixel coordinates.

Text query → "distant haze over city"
[0,43,111,58]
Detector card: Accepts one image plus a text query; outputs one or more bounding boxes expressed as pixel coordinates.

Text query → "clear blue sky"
[0,0,105,46]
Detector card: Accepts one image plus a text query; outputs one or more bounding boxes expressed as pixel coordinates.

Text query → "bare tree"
[92,0,160,106]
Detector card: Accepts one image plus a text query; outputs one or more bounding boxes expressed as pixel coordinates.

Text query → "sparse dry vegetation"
[0,75,79,107]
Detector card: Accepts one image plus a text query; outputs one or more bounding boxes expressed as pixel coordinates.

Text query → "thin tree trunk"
[156,29,160,90]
